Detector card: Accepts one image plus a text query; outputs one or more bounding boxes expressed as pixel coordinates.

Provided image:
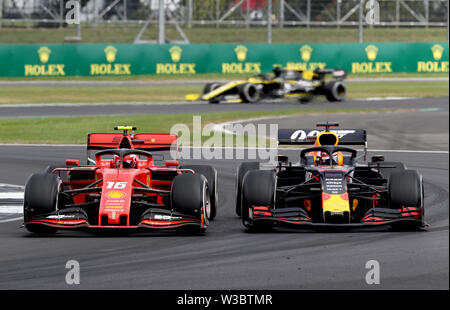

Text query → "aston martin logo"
[365,45,378,61]
[104,46,117,63]
[300,45,313,62]
[431,44,444,61]
[235,45,248,62]
[169,46,183,62]
[37,46,51,64]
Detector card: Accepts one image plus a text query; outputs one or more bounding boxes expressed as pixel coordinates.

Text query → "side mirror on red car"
[66,159,80,166]
[165,160,180,167]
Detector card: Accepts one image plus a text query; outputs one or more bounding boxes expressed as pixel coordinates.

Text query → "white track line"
[0,183,24,189]
[0,192,24,199]
[0,186,25,218]
[365,96,418,101]
[0,93,445,108]
[0,217,22,223]
[0,206,23,214]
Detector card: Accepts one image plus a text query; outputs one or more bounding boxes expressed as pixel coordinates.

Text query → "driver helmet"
[273,67,282,77]
[123,154,138,169]
[316,152,342,166]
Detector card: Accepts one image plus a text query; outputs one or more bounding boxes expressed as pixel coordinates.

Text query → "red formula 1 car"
[236,122,426,231]
[23,126,218,234]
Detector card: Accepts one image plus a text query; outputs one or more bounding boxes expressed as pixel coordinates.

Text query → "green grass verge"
[0,72,448,82]
[0,108,388,144]
[0,81,448,105]
[0,26,447,44]
[0,85,200,104]
[347,81,449,99]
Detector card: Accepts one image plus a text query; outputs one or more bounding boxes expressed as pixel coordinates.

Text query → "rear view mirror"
[165,160,180,167]
[371,155,385,163]
[66,159,80,166]
[276,155,289,163]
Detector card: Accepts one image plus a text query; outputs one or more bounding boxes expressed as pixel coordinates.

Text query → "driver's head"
[123,155,138,169]
[318,152,331,165]
[315,152,343,166]
[273,67,282,77]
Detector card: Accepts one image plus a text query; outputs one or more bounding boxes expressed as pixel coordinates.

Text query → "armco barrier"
[0,42,447,77]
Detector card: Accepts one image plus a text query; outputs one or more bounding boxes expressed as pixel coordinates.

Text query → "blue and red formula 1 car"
[236,122,426,231]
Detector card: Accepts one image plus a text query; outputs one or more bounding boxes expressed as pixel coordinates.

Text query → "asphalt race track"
[0,98,448,289]
[0,97,447,118]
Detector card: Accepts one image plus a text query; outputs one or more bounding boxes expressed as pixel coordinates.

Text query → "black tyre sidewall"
[241,170,276,230]
[238,83,260,103]
[325,81,346,102]
[235,162,260,217]
[180,165,218,220]
[389,170,422,209]
[203,82,221,94]
[24,173,61,233]
[171,173,207,218]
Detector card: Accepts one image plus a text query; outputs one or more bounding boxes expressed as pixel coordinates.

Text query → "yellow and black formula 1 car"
[186,68,347,104]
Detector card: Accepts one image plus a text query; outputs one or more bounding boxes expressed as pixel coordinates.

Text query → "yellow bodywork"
[202,80,248,100]
[185,69,321,102]
[185,93,201,101]
[115,126,134,131]
[322,193,350,214]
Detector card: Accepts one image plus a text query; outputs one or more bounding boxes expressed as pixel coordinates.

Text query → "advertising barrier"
[0,42,447,77]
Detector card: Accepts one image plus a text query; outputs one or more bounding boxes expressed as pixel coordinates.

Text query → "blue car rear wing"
[278,129,366,146]
[278,128,368,160]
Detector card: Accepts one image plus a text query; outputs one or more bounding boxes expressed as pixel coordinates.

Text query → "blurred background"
[0,0,448,43]
[0,1,448,115]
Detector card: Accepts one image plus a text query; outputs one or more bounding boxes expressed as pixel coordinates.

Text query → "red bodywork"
[26,131,206,230]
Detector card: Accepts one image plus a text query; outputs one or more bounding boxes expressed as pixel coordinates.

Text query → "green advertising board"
[0,42,448,77]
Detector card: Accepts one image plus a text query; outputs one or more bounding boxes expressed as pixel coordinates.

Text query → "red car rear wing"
[87,133,178,151]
